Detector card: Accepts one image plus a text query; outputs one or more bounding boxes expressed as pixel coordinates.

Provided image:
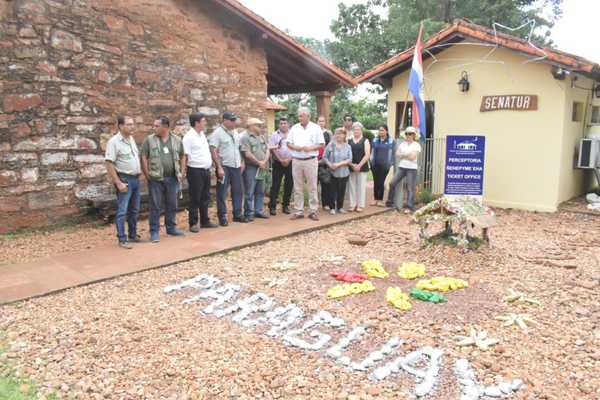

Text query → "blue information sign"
[444,135,485,196]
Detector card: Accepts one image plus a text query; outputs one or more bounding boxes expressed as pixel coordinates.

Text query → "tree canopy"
[329,0,563,75]
[274,0,563,131]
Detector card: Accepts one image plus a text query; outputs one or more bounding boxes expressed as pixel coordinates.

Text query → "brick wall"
[0,0,268,233]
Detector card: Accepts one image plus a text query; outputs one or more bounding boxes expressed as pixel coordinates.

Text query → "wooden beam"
[375,77,393,88]
[268,83,339,95]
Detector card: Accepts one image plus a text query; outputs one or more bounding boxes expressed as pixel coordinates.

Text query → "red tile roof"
[212,0,355,89]
[356,20,600,83]
[263,99,287,111]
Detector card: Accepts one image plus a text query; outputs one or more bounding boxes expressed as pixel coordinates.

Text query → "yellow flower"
[416,276,468,292]
[397,262,426,280]
[361,259,389,279]
[386,287,412,310]
[327,280,375,299]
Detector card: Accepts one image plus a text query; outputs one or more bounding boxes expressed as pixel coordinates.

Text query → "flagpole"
[398,21,424,139]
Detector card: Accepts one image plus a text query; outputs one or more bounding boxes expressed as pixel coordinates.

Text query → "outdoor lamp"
[458,71,470,92]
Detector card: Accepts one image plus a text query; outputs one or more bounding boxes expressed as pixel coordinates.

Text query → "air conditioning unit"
[577,138,600,168]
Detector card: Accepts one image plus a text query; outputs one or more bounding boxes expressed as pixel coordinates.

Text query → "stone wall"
[0,0,268,233]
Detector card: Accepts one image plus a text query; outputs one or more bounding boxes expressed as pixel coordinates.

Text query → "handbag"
[318,164,332,185]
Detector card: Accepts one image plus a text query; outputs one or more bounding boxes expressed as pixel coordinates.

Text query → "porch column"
[313,91,334,129]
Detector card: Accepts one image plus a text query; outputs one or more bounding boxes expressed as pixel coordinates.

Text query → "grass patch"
[0,334,58,400]
[426,230,485,250]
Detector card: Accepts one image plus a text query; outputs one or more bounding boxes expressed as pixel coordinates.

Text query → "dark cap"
[222,111,238,121]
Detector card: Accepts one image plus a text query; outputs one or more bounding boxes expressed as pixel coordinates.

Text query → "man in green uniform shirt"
[141,116,185,242]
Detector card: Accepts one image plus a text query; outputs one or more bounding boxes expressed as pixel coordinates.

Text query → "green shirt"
[240,132,268,162]
[141,134,183,178]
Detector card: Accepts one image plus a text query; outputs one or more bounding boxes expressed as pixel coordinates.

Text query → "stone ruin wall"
[0,0,268,233]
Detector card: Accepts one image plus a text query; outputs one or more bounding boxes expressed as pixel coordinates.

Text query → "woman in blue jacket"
[370,124,395,207]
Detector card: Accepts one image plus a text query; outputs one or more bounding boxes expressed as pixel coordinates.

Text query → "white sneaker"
[337,209,347,214]
[329,209,336,215]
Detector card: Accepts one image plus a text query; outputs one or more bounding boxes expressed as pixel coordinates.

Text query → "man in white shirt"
[286,107,325,220]
[386,126,422,212]
[182,112,216,232]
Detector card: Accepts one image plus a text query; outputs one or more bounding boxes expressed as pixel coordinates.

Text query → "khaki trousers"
[292,157,319,213]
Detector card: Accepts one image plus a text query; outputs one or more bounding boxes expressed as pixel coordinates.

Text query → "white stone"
[201,284,240,314]
[190,88,204,101]
[499,381,513,394]
[80,163,106,178]
[198,106,219,116]
[21,168,38,183]
[369,351,384,361]
[338,356,351,366]
[510,379,523,391]
[163,274,220,293]
[73,154,105,164]
[265,304,304,337]
[41,152,69,165]
[483,386,503,397]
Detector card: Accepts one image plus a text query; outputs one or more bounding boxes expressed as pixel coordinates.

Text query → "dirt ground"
[1,209,599,399]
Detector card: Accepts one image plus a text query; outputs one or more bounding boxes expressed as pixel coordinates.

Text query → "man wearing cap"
[141,116,186,242]
[268,117,293,215]
[104,115,142,249]
[240,118,270,221]
[183,112,216,232]
[386,126,421,212]
[286,106,325,221]
[208,112,245,226]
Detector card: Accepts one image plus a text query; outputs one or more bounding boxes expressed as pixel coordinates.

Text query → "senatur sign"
[480,95,537,112]
[164,273,525,399]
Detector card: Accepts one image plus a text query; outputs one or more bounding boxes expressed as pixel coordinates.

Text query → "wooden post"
[314,91,334,129]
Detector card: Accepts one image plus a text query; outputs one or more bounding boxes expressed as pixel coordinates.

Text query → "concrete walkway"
[0,204,390,305]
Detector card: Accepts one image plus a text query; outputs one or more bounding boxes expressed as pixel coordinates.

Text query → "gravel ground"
[1,209,599,399]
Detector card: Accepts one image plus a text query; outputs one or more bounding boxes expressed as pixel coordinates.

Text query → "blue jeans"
[115,174,141,242]
[216,166,243,221]
[387,167,417,209]
[242,165,265,218]
[148,176,179,235]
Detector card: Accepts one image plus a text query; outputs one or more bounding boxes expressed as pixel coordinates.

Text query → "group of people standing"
[104,108,421,249]
[317,114,422,215]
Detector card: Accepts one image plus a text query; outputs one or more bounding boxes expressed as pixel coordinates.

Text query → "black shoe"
[166,228,185,236]
[282,206,291,214]
[219,219,229,227]
[255,213,269,219]
[233,216,249,223]
[201,222,218,228]
[385,202,394,208]
[128,234,142,243]
[247,216,255,222]
[269,208,277,216]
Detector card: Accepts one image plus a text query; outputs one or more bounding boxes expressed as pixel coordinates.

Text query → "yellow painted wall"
[387,44,585,212]
[558,76,594,201]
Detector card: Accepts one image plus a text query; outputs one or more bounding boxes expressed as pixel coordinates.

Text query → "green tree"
[329,0,563,75]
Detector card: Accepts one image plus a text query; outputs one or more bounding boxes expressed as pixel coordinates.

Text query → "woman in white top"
[386,126,421,212]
